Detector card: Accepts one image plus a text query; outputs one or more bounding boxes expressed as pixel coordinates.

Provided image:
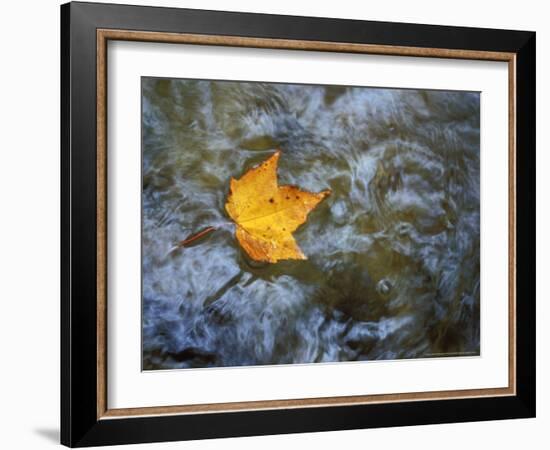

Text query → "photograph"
[141,77,481,370]
[54,1,536,446]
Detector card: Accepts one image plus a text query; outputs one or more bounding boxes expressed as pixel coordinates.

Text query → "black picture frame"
[61,1,535,447]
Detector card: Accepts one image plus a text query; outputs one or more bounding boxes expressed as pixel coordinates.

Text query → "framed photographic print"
[60,1,536,447]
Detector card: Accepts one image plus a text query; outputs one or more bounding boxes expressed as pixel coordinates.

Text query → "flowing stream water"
[142,78,480,370]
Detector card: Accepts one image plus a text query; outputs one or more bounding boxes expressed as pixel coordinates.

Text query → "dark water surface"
[142,78,480,370]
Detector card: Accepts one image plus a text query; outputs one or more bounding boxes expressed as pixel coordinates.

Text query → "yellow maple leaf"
[225,151,331,263]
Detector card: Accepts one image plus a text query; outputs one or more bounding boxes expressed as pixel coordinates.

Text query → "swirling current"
[142,78,480,370]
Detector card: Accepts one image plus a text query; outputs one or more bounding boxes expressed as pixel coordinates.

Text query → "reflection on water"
[142,78,480,370]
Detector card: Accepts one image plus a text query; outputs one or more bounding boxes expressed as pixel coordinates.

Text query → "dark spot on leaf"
[269,198,274,203]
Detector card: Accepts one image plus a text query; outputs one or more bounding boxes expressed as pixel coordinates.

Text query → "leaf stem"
[176,226,216,248]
